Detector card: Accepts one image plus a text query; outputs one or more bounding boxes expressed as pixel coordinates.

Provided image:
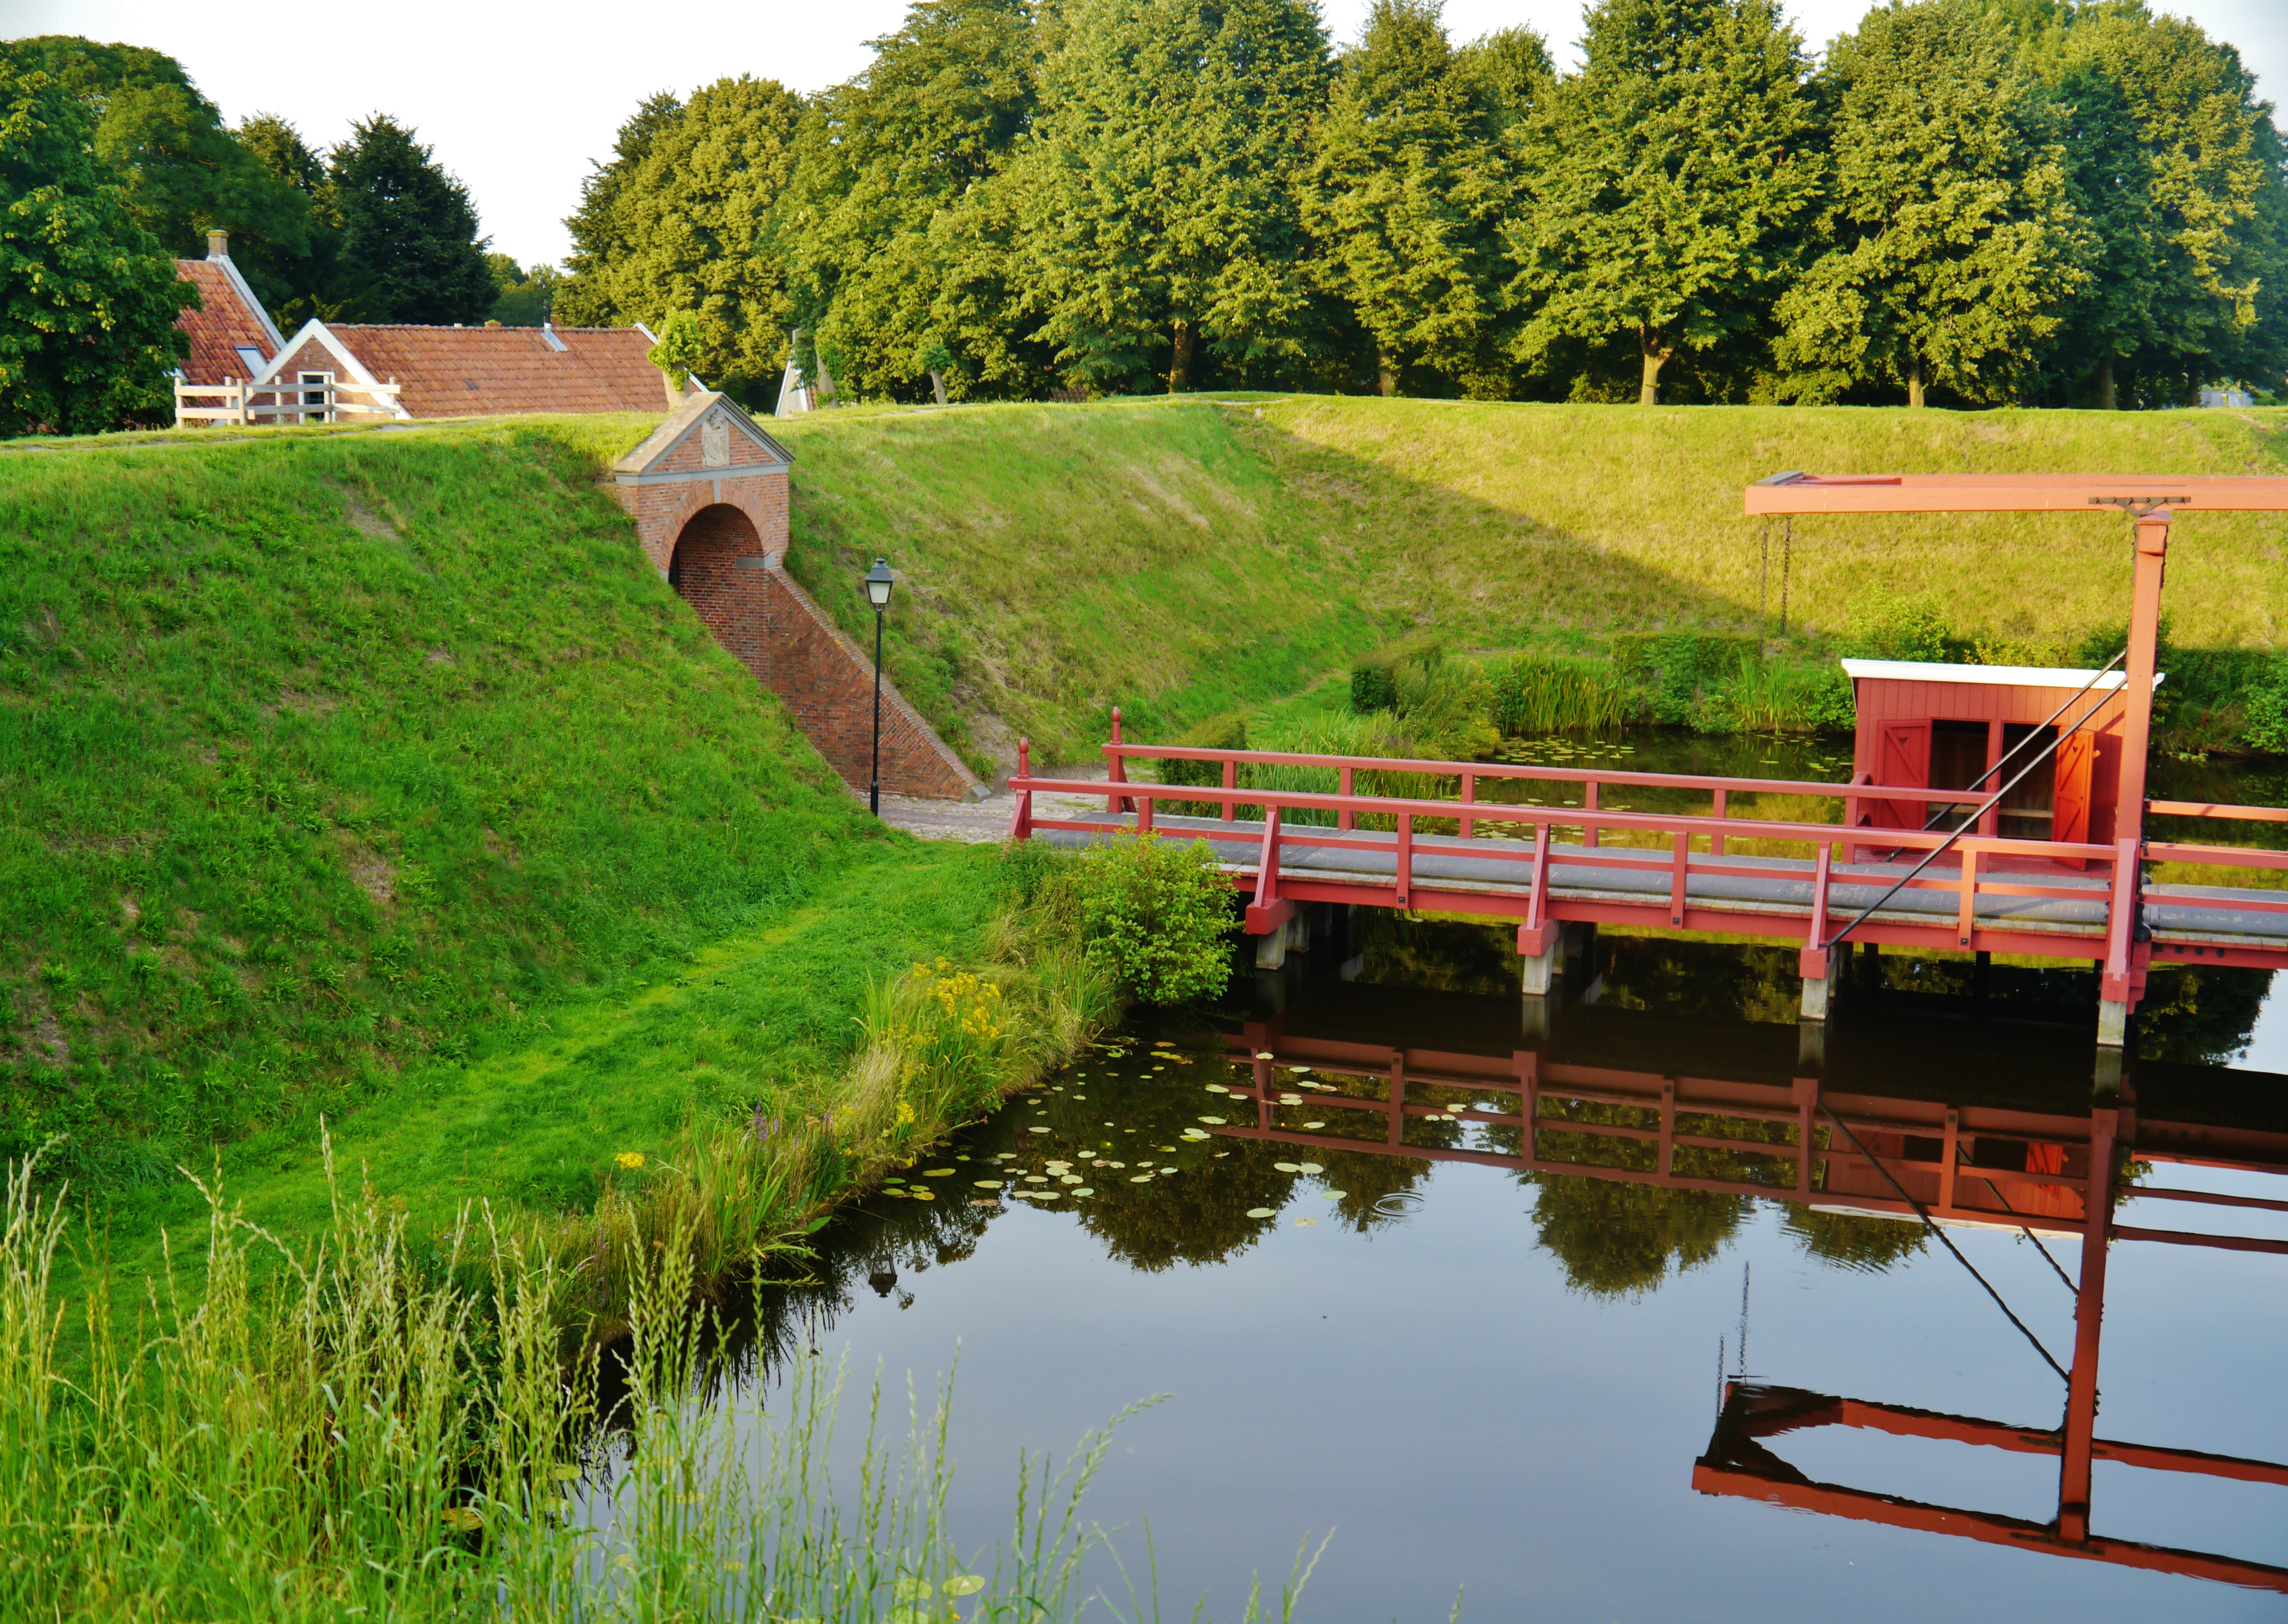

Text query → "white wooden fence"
[173,377,405,427]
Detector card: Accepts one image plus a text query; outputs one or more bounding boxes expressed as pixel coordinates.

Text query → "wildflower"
[614,1151,645,1171]
[895,1098,916,1127]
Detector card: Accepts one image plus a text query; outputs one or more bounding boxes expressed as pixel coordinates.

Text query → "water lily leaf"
[440,1505,483,1532]
[944,1575,988,1598]
[1325,1190,1347,1199]
[1294,1218,1318,1227]
[973,1180,1004,1189]
[1035,1190,1061,1199]
[911,1189,936,1200]
[1302,1121,1325,1129]
[1255,1051,1275,1059]
[1298,1162,1323,1174]
[893,1579,935,1602]
[551,1465,582,1483]
[1198,1115,1226,1125]
[1246,1207,1276,1218]
[1024,1175,1048,1183]
[1130,1174,1153,1182]
[1289,1066,1311,1074]
[1073,1187,1095,1197]
[925,1169,955,1177]
[1273,1162,1299,1172]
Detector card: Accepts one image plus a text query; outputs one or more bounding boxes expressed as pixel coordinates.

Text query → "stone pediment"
[613,391,794,478]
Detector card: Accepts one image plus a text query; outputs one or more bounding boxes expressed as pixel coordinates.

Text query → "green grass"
[0,416,994,1226]
[768,397,2288,762]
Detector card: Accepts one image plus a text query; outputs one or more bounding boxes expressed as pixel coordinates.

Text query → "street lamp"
[863,557,895,814]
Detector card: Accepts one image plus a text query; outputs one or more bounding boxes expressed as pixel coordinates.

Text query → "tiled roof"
[173,260,278,385]
[326,325,675,418]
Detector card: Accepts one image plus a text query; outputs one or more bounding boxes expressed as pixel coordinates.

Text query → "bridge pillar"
[1799,946,1839,1021]
[1520,930,1562,996]
[2096,996,2129,1049]
[1254,928,1287,971]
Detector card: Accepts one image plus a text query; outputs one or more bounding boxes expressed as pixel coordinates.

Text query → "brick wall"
[622,481,979,802]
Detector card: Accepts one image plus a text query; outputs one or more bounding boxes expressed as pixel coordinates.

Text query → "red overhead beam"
[1743,473,2288,516]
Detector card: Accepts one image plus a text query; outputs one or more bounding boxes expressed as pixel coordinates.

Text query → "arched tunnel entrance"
[666,503,766,669]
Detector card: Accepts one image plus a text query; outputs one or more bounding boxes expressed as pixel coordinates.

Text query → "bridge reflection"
[1212,1003,2288,1593]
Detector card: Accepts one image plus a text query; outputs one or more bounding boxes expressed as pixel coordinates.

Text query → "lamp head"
[864,557,895,610]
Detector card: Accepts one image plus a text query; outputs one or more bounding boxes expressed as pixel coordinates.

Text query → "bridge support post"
[1799,945,1838,1021]
[1254,928,1287,971]
[1519,924,1562,996]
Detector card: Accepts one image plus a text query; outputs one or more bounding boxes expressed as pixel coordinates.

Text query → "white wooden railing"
[173,377,404,427]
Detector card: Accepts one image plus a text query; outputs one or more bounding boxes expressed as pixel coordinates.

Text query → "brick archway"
[668,503,767,668]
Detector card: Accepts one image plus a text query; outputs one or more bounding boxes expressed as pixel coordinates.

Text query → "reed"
[4,1134,1278,1623]
[1492,655,1636,735]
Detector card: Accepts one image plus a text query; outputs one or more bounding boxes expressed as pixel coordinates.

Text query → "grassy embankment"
[774,397,2288,757]
[0,417,1113,1348]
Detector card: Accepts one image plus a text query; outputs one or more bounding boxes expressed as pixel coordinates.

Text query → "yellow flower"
[614,1152,645,1171]
[895,1099,916,1126]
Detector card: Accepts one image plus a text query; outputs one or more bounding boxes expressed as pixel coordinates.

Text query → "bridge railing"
[1008,738,2128,960]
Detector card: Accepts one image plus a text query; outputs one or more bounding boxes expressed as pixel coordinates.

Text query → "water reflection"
[685,913,2288,1618]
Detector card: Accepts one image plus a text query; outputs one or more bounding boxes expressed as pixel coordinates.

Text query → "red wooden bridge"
[1008,474,2288,1045]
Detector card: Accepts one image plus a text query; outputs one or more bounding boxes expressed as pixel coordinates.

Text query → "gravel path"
[869,765,1112,845]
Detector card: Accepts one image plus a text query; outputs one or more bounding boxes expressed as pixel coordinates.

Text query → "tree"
[1505,0,1819,405]
[484,253,558,326]
[1303,0,1525,397]
[325,115,494,325]
[1773,0,2084,407]
[236,113,340,326]
[555,90,682,327]
[2046,4,2288,406]
[554,79,802,402]
[780,0,1044,402]
[1019,0,1332,393]
[0,63,194,435]
[1,37,315,319]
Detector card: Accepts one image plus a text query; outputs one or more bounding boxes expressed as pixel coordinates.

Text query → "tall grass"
[3,1134,1283,1623]
[1492,655,1635,735]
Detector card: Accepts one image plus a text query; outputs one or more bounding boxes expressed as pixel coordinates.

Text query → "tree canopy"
[326,115,494,325]
[0,61,193,434]
[1774,0,2085,406]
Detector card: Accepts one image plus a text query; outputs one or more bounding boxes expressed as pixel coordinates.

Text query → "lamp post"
[863,557,895,814]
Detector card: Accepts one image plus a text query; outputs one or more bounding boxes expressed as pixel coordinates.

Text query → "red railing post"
[1007,736,1033,842]
[1956,845,1979,949]
[1338,766,1355,831]
[1106,705,1129,815]
[1137,785,1153,836]
[2058,1106,2118,1544]
[1669,820,1691,927]
[1460,771,1477,838]
[1583,781,1599,849]
[1396,812,1413,909]
[1711,788,1728,856]
[2100,835,2141,1045]
[1222,758,1236,822]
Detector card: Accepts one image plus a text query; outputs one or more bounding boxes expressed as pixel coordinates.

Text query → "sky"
[13,0,2287,272]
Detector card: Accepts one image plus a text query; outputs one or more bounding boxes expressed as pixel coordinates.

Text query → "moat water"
[665,739,2288,1621]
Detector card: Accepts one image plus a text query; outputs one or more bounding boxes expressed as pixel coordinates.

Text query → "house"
[1842,658,2162,861]
[170,232,685,425]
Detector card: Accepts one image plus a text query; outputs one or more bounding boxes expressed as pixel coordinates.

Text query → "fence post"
[1338,766,1355,832]
[1711,788,1727,856]
[1222,758,1236,822]
[1582,781,1599,849]
[1106,706,1129,815]
[1396,812,1413,909]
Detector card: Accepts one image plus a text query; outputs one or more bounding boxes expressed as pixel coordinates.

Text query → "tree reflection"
[1782,1206,1928,1273]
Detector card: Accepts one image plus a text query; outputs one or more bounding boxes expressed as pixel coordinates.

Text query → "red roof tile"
[173,259,278,385]
[327,325,674,418]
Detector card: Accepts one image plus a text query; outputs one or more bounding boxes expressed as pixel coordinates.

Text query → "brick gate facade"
[611,393,981,801]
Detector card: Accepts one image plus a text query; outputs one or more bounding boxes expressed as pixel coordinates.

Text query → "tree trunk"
[1377,347,1398,398]
[929,370,949,407]
[2098,358,2117,411]
[1169,320,1195,394]
[1907,359,1925,409]
[1638,334,1670,406]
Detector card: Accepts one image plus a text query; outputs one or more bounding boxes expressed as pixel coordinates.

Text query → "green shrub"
[1076,835,1236,1004]
[1152,712,1249,815]
[2244,680,2288,755]
[1612,633,1762,725]
[1394,657,1499,761]
[1844,590,1950,662]
[1350,656,1399,714]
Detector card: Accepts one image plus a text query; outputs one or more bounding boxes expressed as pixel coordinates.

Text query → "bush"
[1350,656,1399,714]
[1844,590,1950,662]
[1076,834,1236,1004]
[2245,680,2288,755]
[1394,656,1499,761]
[1153,712,1247,790]
[1612,633,1761,725]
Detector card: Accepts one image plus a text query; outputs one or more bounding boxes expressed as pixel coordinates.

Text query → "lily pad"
[1302,1121,1326,1129]
[1294,1218,1318,1228]
[1273,1161,1300,1173]
[1298,1162,1323,1174]
[1024,1175,1048,1183]
[925,1169,955,1177]
[911,1189,936,1201]
[1325,1190,1347,1199]
[1198,1115,1227,1125]
[1130,1174,1153,1182]
[944,1576,987,1598]
[1246,1207,1276,1218]
[1072,1187,1094,1197]
[973,1180,1004,1189]
[1255,1051,1275,1059]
